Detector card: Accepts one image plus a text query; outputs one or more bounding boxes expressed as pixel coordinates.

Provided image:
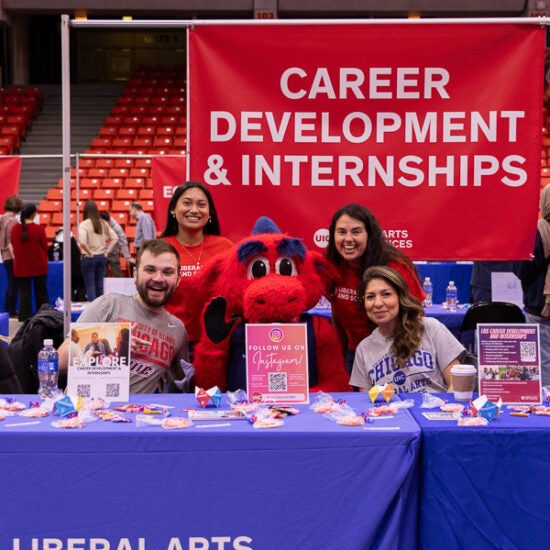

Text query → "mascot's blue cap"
[251,216,281,235]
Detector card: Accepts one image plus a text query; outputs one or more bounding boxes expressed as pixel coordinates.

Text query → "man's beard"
[137,281,176,308]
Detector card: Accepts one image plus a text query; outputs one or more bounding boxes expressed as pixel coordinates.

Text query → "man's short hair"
[130,202,143,211]
[135,239,180,272]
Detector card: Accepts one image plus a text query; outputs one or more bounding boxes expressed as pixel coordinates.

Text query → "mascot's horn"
[251,216,281,235]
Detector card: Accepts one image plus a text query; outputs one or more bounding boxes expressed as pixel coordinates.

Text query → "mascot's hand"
[205,297,240,343]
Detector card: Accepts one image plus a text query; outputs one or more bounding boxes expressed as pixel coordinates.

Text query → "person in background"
[0,195,24,318]
[100,211,132,277]
[68,328,83,364]
[78,200,118,302]
[10,203,50,321]
[48,228,87,301]
[84,331,106,358]
[514,184,550,387]
[160,181,233,343]
[129,202,156,253]
[58,239,189,393]
[326,203,425,374]
[350,266,465,394]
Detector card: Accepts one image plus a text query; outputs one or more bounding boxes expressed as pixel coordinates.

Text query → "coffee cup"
[450,364,477,401]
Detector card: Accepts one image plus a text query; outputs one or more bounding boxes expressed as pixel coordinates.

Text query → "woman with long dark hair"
[10,203,49,321]
[77,200,118,301]
[161,181,233,341]
[350,266,465,393]
[326,203,425,373]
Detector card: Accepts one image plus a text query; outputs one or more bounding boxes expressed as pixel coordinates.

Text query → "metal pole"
[61,14,72,335]
[69,16,550,28]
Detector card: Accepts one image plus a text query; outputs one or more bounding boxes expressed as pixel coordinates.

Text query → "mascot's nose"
[244,275,307,322]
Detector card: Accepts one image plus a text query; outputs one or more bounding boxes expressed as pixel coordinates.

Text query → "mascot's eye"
[275,256,297,277]
[247,255,270,279]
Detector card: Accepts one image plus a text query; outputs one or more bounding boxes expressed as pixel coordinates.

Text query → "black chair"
[458,301,525,353]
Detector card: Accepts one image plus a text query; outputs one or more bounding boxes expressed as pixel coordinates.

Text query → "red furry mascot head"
[188,217,350,394]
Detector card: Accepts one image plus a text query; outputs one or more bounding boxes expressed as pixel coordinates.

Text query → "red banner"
[184,23,545,259]
[0,157,21,211]
[151,155,187,231]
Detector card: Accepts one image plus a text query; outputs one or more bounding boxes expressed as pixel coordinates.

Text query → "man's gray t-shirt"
[77,293,188,393]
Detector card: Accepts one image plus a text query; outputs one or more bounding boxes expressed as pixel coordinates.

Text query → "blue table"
[415,262,473,304]
[0,260,63,313]
[423,304,467,337]
[0,392,421,550]
[407,393,550,550]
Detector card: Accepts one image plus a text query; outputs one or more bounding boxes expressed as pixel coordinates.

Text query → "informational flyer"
[478,323,541,404]
[66,322,131,401]
[245,323,309,404]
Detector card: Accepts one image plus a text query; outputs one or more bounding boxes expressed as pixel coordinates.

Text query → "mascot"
[187,217,350,393]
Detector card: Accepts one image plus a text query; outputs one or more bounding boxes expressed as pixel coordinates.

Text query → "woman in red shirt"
[161,181,233,343]
[10,203,50,321]
[326,203,424,374]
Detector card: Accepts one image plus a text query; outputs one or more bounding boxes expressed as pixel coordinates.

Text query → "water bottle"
[53,243,60,262]
[37,339,61,399]
[446,281,458,312]
[422,277,433,307]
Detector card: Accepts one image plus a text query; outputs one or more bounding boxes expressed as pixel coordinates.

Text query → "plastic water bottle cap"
[44,339,53,346]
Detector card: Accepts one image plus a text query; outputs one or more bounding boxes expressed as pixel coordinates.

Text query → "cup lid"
[451,364,477,375]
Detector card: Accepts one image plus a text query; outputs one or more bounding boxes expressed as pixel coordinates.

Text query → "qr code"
[77,384,91,398]
[105,383,120,398]
[268,372,288,392]
[520,341,537,361]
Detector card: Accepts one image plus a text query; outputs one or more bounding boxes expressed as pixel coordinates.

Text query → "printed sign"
[182,23,544,259]
[245,323,309,403]
[66,322,131,401]
[478,323,541,404]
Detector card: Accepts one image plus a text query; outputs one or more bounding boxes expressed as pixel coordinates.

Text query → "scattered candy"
[19,407,49,418]
[52,417,86,429]
[162,417,191,429]
[337,415,366,426]
[440,403,464,413]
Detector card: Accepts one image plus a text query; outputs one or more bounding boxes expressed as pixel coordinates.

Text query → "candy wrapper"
[226,389,260,414]
[309,392,346,414]
[248,407,284,429]
[320,402,364,426]
[471,395,502,421]
[135,410,174,428]
[19,405,49,418]
[195,386,223,408]
[367,384,395,403]
[0,398,26,413]
[51,417,86,429]
[420,394,447,409]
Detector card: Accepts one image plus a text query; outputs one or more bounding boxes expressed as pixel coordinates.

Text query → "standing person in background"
[514,184,550,387]
[326,203,425,374]
[161,181,233,343]
[100,211,132,277]
[78,200,118,301]
[47,228,87,301]
[10,203,50,321]
[0,195,23,318]
[129,202,156,253]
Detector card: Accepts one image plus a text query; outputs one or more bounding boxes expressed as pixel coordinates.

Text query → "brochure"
[65,321,132,401]
[478,323,541,404]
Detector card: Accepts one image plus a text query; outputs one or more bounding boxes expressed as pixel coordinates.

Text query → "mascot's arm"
[193,337,232,392]
[193,297,241,392]
[310,316,351,393]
